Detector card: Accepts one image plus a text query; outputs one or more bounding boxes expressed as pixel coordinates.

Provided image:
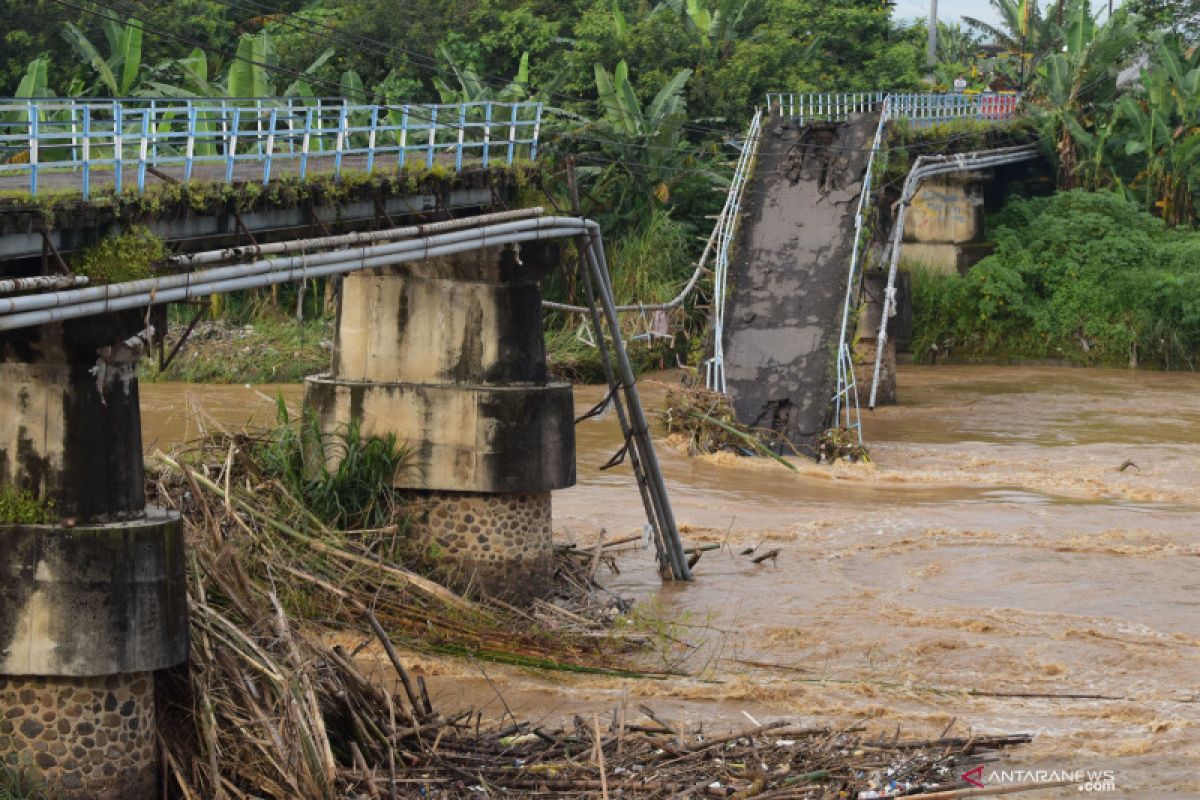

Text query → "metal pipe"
[165,206,546,268]
[832,97,891,437]
[0,275,89,295]
[580,222,691,581]
[706,108,763,393]
[0,216,585,316]
[0,223,590,331]
[867,148,1039,408]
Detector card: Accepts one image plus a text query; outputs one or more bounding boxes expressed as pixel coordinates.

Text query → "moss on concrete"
[0,161,548,235]
[880,117,1042,186]
[0,485,55,525]
[69,224,164,283]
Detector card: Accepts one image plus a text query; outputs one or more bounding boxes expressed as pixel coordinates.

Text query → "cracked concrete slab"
[723,110,879,453]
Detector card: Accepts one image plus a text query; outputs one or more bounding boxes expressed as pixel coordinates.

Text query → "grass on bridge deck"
[0,150,479,199]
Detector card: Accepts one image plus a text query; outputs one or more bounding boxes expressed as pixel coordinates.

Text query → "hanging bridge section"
[712,92,1028,453]
[0,97,541,264]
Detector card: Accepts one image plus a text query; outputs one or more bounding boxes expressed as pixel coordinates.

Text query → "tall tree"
[1032,1,1138,186]
[964,0,1061,87]
[1127,0,1200,39]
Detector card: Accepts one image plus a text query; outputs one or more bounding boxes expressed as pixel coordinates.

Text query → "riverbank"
[908,191,1200,370]
[147,313,675,384]
[144,316,333,384]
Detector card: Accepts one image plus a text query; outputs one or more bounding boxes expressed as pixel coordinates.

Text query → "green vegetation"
[2,1,929,379]
[910,191,1200,368]
[882,117,1041,185]
[5,0,1200,376]
[0,484,55,525]
[902,2,1200,369]
[69,225,163,284]
[0,762,50,800]
[256,397,411,530]
[545,324,672,382]
[0,163,537,227]
[143,314,331,383]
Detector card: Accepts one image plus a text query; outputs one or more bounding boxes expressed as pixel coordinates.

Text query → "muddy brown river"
[141,365,1200,797]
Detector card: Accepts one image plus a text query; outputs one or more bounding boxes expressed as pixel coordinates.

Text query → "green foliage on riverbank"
[144,314,332,383]
[910,190,1200,369]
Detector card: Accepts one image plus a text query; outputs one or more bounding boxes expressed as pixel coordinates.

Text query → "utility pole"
[927,0,939,71]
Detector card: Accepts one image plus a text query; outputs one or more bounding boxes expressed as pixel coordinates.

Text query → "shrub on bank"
[911,190,1200,369]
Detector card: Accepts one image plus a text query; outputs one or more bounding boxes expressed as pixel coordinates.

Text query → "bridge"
[0,97,542,196]
[0,93,695,800]
[0,87,1039,797]
[0,97,544,264]
[705,91,1039,453]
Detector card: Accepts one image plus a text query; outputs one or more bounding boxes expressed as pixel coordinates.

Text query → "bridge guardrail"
[764,92,1022,126]
[0,97,542,198]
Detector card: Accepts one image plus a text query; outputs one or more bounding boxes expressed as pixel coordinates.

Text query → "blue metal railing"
[764,92,1023,127]
[0,97,543,198]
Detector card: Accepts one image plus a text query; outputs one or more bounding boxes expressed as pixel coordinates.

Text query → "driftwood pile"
[660,385,801,469]
[815,427,871,463]
[149,433,1042,799]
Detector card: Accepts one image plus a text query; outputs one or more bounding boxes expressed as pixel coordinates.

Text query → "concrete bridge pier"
[305,242,575,603]
[0,312,187,798]
[899,173,992,274]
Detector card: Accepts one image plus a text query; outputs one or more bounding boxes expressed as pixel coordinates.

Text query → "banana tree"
[14,57,50,99]
[61,18,144,96]
[964,0,1061,87]
[657,0,750,53]
[590,60,700,218]
[1033,1,1138,186]
[1,57,52,161]
[145,35,338,155]
[433,47,530,104]
[1114,37,1200,224]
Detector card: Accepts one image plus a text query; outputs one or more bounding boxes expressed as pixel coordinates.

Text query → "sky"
[891,0,1005,28]
[890,0,1127,30]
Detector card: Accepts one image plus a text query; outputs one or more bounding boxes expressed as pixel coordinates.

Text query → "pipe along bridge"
[709,91,1042,454]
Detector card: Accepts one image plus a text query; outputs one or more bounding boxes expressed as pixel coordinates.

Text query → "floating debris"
[817,426,871,463]
[661,385,799,469]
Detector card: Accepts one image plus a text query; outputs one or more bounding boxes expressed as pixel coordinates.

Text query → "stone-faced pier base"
[415,491,554,599]
[0,673,157,798]
[1,312,187,799]
[306,242,574,603]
